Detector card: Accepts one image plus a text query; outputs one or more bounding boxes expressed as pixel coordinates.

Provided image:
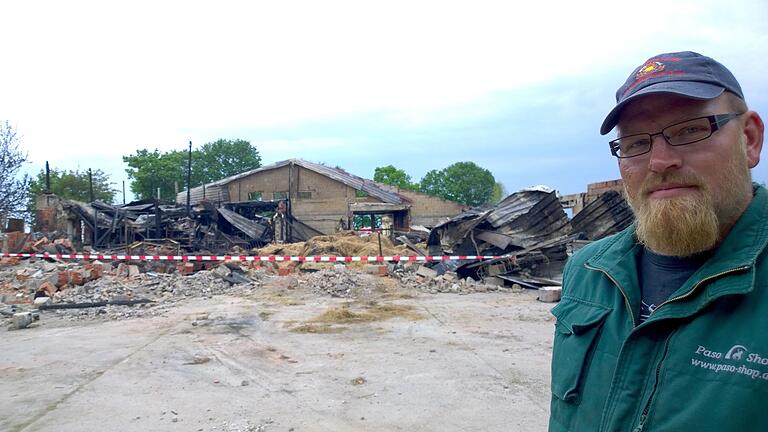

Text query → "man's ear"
[743,111,765,168]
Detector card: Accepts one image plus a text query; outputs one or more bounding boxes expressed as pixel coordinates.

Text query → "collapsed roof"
[426,188,634,285]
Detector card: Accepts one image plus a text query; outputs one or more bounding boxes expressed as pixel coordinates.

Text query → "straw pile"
[256,231,408,258]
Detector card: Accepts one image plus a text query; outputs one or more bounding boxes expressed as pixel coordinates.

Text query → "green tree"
[0,121,31,218]
[28,168,115,212]
[195,139,262,184]
[419,169,447,197]
[373,165,417,190]
[123,149,188,200]
[489,182,509,204]
[123,139,262,200]
[418,162,495,207]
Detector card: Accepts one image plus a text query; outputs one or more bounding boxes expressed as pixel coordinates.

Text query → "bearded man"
[549,52,766,432]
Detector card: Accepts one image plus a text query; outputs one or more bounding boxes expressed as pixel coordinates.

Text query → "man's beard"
[625,143,752,257]
[627,177,719,257]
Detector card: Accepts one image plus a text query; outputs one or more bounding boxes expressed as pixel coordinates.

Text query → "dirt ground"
[1,277,555,432]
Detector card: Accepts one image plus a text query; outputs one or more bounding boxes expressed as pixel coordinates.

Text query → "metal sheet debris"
[424,187,633,288]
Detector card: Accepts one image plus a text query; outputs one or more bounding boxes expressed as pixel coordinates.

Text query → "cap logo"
[636,61,665,80]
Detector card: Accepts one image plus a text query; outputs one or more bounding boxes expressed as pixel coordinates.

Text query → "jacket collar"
[586,184,768,316]
[702,184,768,274]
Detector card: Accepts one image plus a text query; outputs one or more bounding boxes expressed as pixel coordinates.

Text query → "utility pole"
[186,140,192,216]
[89,169,96,246]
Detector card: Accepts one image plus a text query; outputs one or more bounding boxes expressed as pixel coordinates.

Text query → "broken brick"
[39,281,57,297]
[53,238,75,252]
[176,262,196,275]
[86,261,104,280]
[128,265,140,278]
[15,269,31,282]
[32,237,50,251]
[415,265,438,279]
[69,271,85,286]
[56,271,70,287]
[0,257,20,266]
[363,265,388,276]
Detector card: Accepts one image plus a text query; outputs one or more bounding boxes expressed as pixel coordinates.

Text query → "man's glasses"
[609,112,745,158]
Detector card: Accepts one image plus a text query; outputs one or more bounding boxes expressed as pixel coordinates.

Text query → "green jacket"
[550,185,768,432]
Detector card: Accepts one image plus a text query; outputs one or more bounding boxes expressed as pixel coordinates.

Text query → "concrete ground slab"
[0,289,554,432]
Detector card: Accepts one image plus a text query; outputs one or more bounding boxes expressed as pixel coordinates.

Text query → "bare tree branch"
[0,121,31,218]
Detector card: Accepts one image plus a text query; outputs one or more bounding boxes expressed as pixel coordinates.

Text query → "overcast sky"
[2,0,767,202]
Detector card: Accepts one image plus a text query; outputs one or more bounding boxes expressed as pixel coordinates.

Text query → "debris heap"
[424,186,633,288]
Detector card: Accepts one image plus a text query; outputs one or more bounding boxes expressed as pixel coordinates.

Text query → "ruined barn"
[177,159,466,236]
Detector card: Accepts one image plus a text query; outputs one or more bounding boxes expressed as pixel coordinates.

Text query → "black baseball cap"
[600,51,744,135]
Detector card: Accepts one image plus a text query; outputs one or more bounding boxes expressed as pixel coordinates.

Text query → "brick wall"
[396,190,465,227]
[586,179,625,204]
[227,166,291,202]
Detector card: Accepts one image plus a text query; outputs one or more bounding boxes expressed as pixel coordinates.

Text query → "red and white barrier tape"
[0,252,512,263]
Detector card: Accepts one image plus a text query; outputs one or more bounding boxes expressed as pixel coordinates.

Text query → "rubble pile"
[301,265,380,298]
[1,254,537,329]
[0,256,273,325]
[393,264,514,295]
[0,234,78,256]
[55,266,263,306]
[49,268,267,322]
[50,300,163,321]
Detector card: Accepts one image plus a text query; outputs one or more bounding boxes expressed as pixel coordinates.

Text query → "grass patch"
[315,308,377,324]
[313,303,424,325]
[288,303,424,335]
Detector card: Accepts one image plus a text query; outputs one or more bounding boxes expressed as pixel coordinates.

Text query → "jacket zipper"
[632,336,672,432]
[584,263,636,328]
[653,266,750,310]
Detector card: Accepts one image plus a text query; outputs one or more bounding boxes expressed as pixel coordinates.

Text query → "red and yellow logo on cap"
[635,61,665,79]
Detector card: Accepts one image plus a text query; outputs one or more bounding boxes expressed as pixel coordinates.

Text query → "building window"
[297,191,312,199]
[355,190,368,198]
[247,191,263,201]
[273,191,288,200]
